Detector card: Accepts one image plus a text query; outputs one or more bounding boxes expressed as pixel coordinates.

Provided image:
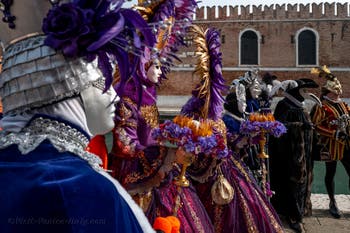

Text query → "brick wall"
[158,2,350,98]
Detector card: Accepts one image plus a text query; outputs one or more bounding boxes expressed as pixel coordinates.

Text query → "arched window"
[240,30,259,65]
[296,28,318,66]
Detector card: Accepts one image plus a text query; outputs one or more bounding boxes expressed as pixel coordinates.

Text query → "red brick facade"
[158,2,350,97]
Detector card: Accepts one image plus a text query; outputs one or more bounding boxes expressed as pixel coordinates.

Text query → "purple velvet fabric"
[147,170,215,233]
[122,79,157,106]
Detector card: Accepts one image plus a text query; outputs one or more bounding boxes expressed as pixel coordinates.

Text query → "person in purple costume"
[180,25,284,233]
[108,1,215,232]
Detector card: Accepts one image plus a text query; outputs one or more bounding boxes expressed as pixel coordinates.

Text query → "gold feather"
[135,0,167,21]
[190,25,211,119]
[321,65,331,74]
[310,67,320,75]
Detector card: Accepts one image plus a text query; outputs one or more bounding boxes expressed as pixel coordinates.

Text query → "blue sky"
[124,0,348,7]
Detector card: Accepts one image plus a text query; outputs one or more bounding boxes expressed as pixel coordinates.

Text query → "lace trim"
[283,92,304,108]
[0,117,102,170]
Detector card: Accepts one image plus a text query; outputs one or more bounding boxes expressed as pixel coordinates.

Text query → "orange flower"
[166,216,181,233]
[196,120,213,136]
[249,113,276,122]
[153,216,181,233]
[153,217,172,233]
[266,113,275,121]
[249,113,256,121]
[173,116,212,137]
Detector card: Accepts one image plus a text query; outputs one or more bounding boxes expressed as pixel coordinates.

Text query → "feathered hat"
[311,65,342,95]
[0,0,156,114]
[180,25,228,121]
[271,78,321,106]
[152,26,229,159]
[44,0,156,91]
[135,0,197,79]
[115,0,197,100]
[135,0,197,73]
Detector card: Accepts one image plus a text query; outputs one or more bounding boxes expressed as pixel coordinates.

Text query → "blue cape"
[0,140,144,233]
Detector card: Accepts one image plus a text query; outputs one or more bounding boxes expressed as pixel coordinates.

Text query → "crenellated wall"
[195,3,349,21]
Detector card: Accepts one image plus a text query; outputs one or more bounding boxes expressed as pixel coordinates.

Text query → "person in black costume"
[268,78,321,233]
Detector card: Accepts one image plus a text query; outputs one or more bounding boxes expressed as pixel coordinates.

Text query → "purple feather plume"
[181,26,228,121]
[42,0,156,91]
[139,0,198,82]
[206,28,227,120]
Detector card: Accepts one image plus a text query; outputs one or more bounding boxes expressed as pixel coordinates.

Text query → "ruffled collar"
[283,92,304,108]
[0,116,102,170]
[323,95,342,104]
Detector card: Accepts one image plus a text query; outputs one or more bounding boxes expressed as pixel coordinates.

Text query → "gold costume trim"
[140,104,159,128]
[124,147,166,185]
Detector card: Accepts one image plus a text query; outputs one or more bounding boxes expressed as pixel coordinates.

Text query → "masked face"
[147,63,162,83]
[249,79,262,99]
[326,91,341,102]
[80,80,119,136]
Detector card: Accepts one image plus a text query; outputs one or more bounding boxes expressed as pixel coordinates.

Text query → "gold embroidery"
[231,157,283,232]
[253,189,284,233]
[211,119,227,144]
[236,183,258,233]
[119,97,134,121]
[231,157,251,183]
[124,147,166,184]
[132,191,153,212]
[140,104,159,128]
[182,190,206,233]
[213,205,224,232]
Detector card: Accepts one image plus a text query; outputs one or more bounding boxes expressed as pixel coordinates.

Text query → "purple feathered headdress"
[42,0,156,92]
[181,25,228,120]
[115,0,197,105]
[135,0,198,81]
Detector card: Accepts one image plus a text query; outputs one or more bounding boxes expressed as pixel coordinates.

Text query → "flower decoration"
[240,113,287,138]
[42,0,156,91]
[42,3,94,57]
[152,116,229,159]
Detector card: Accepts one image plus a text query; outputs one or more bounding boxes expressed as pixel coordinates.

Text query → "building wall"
[158,2,350,97]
